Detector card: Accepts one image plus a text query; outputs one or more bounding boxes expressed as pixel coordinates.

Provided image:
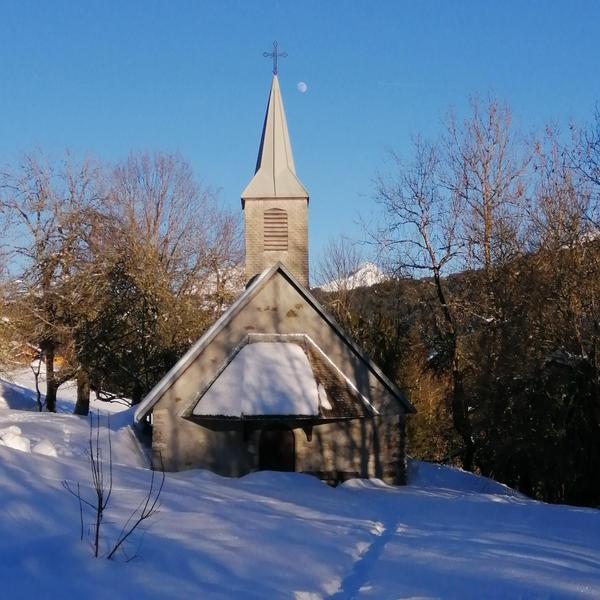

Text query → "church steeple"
[241,75,309,202]
[242,69,310,287]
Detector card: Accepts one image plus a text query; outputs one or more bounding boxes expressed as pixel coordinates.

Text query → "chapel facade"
[134,68,414,485]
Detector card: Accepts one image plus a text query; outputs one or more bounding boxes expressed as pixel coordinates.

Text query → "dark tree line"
[319,101,600,507]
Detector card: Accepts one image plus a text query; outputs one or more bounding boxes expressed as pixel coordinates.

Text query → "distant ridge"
[319,262,386,292]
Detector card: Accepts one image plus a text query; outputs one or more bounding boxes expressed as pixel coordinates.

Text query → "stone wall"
[151,412,407,485]
[295,415,407,485]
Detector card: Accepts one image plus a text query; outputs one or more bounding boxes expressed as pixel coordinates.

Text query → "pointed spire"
[241,75,309,202]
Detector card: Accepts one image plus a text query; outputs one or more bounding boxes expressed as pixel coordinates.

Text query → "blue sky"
[1,1,599,274]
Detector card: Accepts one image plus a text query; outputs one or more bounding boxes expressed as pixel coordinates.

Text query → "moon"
[297,81,308,93]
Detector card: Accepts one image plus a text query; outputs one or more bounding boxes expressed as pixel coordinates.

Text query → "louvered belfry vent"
[264,208,288,251]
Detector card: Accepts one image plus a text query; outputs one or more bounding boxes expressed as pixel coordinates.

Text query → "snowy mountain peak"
[319,262,387,292]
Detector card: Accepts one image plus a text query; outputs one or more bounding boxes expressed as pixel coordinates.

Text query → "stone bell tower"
[241,65,309,287]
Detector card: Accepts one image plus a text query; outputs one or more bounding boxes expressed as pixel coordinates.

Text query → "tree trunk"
[74,370,91,415]
[131,381,143,405]
[452,365,474,471]
[45,345,57,412]
[433,269,475,471]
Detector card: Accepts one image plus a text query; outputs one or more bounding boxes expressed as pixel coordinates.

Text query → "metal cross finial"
[263,40,287,75]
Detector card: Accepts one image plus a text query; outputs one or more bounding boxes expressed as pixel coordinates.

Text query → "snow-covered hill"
[0,371,599,599]
[319,262,386,293]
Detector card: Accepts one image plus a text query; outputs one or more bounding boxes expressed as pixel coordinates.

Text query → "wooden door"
[258,425,295,472]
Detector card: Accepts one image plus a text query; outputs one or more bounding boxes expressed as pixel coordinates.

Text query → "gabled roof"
[241,75,309,203]
[134,262,415,423]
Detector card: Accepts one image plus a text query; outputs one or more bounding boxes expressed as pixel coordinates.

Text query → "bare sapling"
[107,455,165,560]
[63,410,164,559]
[30,352,44,412]
[63,410,113,557]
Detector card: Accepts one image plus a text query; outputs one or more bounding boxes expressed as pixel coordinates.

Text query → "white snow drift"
[0,369,599,599]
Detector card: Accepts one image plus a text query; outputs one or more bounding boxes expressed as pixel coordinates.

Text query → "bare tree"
[63,411,113,557]
[316,237,365,331]
[529,129,592,250]
[74,152,242,405]
[374,138,474,469]
[0,151,242,415]
[108,152,242,298]
[441,97,535,419]
[445,97,530,280]
[64,412,164,559]
[368,100,600,500]
[569,109,600,186]
[318,237,364,289]
[568,108,600,228]
[0,153,104,411]
[107,457,164,560]
[530,129,600,364]
[30,350,44,412]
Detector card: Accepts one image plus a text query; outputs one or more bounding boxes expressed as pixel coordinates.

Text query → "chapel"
[134,59,415,484]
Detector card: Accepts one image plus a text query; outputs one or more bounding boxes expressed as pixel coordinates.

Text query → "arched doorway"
[258,424,295,471]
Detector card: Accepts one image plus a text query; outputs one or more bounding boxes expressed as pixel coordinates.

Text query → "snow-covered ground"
[0,370,599,599]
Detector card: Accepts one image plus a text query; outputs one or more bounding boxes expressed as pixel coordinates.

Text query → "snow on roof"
[193,342,319,417]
